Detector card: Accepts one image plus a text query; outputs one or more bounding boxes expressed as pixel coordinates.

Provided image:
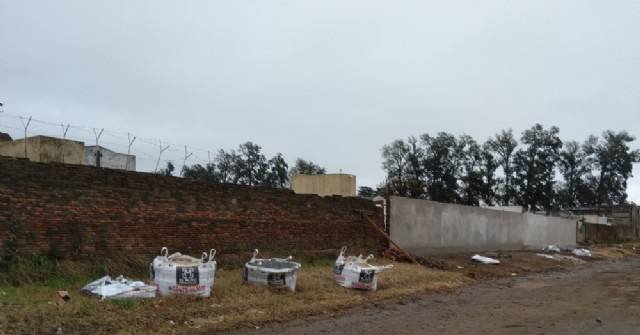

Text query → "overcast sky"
[1,0,639,203]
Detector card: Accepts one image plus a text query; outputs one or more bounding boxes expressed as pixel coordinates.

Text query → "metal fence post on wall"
[154,139,170,172]
[20,116,32,158]
[93,128,103,147]
[61,123,69,163]
[126,133,136,171]
[181,145,192,177]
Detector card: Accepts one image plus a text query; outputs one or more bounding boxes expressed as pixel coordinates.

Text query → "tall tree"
[583,130,640,205]
[182,163,217,182]
[214,149,240,183]
[289,158,326,175]
[458,135,484,206]
[235,142,268,186]
[380,139,411,197]
[405,136,427,198]
[357,186,379,198]
[379,137,427,198]
[557,141,591,208]
[513,124,562,211]
[422,132,461,203]
[486,129,518,205]
[265,153,289,188]
[157,162,175,176]
[480,142,500,206]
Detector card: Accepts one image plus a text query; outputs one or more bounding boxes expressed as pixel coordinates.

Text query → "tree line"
[368,124,639,211]
[158,141,326,188]
[156,125,638,211]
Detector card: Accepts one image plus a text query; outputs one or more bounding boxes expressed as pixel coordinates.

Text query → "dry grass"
[4,245,636,335]
[590,244,639,259]
[0,257,470,335]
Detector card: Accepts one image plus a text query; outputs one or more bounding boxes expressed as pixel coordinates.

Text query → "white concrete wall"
[482,205,525,213]
[390,196,576,253]
[84,146,136,171]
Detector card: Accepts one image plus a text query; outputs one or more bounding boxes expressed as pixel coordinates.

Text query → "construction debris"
[572,248,592,257]
[48,291,71,305]
[82,275,156,300]
[471,254,500,265]
[543,245,561,253]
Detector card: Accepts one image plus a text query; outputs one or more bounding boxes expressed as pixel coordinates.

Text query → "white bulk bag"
[151,247,217,297]
[333,246,393,290]
[243,249,301,292]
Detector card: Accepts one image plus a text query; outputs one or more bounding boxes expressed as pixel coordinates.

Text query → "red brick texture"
[0,156,386,258]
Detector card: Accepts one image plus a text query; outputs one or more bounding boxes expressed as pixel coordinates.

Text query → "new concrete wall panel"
[441,204,487,248]
[507,214,526,246]
[420,200,442,248]
[390,197,441,251]
[485,213,510,246]
[391,196,576,253]
[439,204,457,247]
[467,210,488,248]
[545,216,577,247]
[523,214,548,248]
[486,211,526,250]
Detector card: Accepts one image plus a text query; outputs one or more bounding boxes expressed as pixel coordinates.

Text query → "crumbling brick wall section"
[0,156,385,258]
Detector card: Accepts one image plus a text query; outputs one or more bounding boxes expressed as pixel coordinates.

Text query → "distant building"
[571,205,640,241]
[84,145,136,171]
[0,135,84,164]
[291,173,356,197]
[0,135,136,171]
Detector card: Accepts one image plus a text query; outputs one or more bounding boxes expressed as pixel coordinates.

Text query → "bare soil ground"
[222,247,640,335]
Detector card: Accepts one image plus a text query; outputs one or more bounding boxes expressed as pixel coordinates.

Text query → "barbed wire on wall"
[0,112,218,174]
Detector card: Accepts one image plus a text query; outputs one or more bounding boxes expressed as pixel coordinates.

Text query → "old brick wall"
[0,156,385,258]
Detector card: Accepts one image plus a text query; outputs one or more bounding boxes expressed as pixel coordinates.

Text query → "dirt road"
[224,256,640,335]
